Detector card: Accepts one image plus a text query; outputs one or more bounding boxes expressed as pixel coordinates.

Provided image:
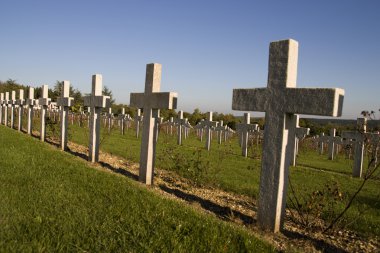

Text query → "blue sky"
[1,0,379,119]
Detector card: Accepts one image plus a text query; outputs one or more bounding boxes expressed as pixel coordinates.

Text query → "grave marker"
[0,93,4,124]
[84,75,110,162]
[175,110,187,145]
[342,118,367,178]
[198,112,217,151]
[38,85,51,142]
[134,109,143,138]
[16,89,25,131]
[4,92,9,126]
[10,91,17,128]
[57,81,74,150]
[25,88,35,135]
[130,63,178,185]
[236,113,258,157]
[232,39,344,232]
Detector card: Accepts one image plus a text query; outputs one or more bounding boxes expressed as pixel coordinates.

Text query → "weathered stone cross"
[57,81,74,151]
[119,108,126,135]
[130,63,178,185]
[342,118,367,177]
[4,92,9,126]
[236,113,259,157]
[232,39,344,232]
[292,115,310,166]
[25,88,35,135]
[214,120,227,144]
[84,75,110,162]
[38,85,51,142]
[175,110,187,145]
[199,112,218,151]
[0,93,4,124]
[134,108,143,138]
[16,89,25,132]
[10,91,17,128]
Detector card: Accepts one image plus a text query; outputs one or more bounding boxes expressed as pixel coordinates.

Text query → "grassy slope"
[66,124,380,237]
[0,125,274,252]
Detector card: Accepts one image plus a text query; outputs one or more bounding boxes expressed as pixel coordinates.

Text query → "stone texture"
[130,63,178,185]
[232,39,345,232]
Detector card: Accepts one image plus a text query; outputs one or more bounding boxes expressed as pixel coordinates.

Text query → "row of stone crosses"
[0,39,350,233]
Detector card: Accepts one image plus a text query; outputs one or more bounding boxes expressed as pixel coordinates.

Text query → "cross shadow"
[98,161,139,181]
[282,230,349,253]
[158,184,255,225]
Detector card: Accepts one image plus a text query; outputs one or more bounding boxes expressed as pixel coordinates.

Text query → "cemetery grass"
[0,126,275,252]
[65,124,380,238]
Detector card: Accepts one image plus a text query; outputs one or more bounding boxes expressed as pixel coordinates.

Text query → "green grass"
[63,123,380,237]
[0,125,275,252]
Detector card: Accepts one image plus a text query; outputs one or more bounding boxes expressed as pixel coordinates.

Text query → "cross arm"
[285,88,344,117]
[83,95,110,108]
[232,88,268,111]
[130,92,178,110]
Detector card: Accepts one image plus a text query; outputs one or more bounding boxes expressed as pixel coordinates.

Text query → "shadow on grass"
[98,161,139,181]
[158,184,255,225]
[282,230,349,253]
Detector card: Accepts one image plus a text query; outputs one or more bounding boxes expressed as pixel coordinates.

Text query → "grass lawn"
[0,125,275,252]
[63,123,380,237]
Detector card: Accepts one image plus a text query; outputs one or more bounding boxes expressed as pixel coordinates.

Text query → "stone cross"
[57,81,74,151]
[342,118,367,178]
[327,128,343,160]
[175,110,187,145]
[317,132,330,155]
[130,63,178,185]
[119,108,126,135]
[232,39,344,232]
[10,91,17,129]
[38,85,51,142]
[184,120,192,139]
[25,88,35,135]
[107,107,113,133]
[134,108,143,138]
[16,89,25,131]
[236,113,258,157]
[292,115,310,166]
[0,93,4,124]
[83,75,110,162]
[214,120,227,144]
[4,92,9,126]
[194,119,205,141]
[198,112,217,151]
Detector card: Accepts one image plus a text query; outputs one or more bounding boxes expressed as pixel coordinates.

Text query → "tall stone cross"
[237,113,259,157]
[232,39,344,232]
[0,93,4,124]
[175,110,187,145]
[38,85,51,142]
[342,118,367,177]
[25,88,35,135]
[199,112,217,151]
[134,108,143,138]
[130,63,178,185]
[4,92,9,126]
[83,75,110,162]
[57,81,74,150]
[16,89,25,131]
[10,91,17,128]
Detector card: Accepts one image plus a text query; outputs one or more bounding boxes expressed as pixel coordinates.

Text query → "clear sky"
[1,0,379,119]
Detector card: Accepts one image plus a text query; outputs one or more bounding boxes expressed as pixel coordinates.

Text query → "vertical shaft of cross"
[17,89,25,132]
[57,81,73,150]
[26,88,34,135]
[4,92,9,126]
[0,93,3,124]
[10,91,16,129]
[39,85,50,142]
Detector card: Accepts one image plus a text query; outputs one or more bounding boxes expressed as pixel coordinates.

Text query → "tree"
[103,86,115,105]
